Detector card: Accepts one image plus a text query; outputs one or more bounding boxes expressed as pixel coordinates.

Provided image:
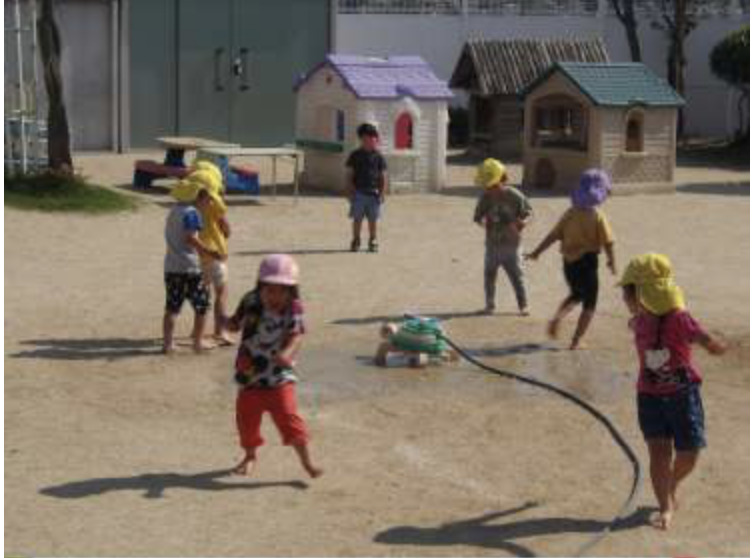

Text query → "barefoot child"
[526,169,616,349]
[193,162,234,346]
[226,254,323,479]
[345,123,388,253]
[162,183,224,353]
[619,253,726,530]
[473,158,532,315]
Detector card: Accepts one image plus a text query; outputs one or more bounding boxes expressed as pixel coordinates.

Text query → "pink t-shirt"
[631,310,707,395]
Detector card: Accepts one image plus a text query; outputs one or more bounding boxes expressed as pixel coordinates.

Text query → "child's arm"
[223,300,247,333]
[473,194,488,227]
[185,231,222,261]
[275,333,303,368]
[345,168,356,199]
[379,171,389,201]
[526,228,559,260]
[604,243,617,275]
[696,331,727,355]
[219,216,231,239]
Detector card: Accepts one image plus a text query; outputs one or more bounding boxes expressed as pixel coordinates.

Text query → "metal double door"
[177,0,329,145]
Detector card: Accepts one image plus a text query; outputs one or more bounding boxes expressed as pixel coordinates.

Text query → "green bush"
[710,25,749,140]
[710,25,749,87]
[5,172,139,213]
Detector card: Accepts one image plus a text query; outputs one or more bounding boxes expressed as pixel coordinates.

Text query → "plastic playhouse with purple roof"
[294,54,453,193]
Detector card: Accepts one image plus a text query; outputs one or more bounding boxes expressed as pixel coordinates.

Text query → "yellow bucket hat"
[475,158,508,189]
[171,169,225,210]
[193,160,224,193]
[618,253,685,315]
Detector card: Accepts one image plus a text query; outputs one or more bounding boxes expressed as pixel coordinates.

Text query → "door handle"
[235,48,250,91]
[214,48,225,92]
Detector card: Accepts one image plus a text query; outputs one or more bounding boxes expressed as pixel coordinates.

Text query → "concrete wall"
[336,11,749,138]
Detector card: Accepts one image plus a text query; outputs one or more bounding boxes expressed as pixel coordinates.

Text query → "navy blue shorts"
[349,192,381,222]
[637,383,706,451]
[164,272,210,315]
[563,252,599,310]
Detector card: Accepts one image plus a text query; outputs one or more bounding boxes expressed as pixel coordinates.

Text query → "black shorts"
[637,383,706,451]
[563,252,599,310]
[164,272,210,315]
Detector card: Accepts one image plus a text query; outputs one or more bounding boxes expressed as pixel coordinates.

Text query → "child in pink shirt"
[619,253,726,531]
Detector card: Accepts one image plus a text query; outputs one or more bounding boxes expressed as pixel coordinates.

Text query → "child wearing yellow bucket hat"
[186,163,234,346]
[473,158,532,315]
[619,253,726,531]
[163,177,225,354]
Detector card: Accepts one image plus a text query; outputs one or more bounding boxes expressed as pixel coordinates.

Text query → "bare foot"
[162,344,177,355]
[519,307,530,317]
[193,341,216,353]
[304,463,324,479]
[650,509,673,530]
[232,456,256,476]
[547,319,560,339]
[569,339,587,350]
[213,334,235,347]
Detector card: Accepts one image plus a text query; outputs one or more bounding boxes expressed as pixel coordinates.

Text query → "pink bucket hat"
[258,254,299,286]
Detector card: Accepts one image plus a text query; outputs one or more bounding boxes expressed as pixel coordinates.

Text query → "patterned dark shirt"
[230,290,305,388]
[346,148,387,196]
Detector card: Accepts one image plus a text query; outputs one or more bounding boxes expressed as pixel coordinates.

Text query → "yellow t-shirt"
[553,207,614,263]
[199,199,228,259]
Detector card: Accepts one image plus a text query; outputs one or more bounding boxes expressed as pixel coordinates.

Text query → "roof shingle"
[295,54,453,100]
[526,62,685,107]
[449,38,609,96]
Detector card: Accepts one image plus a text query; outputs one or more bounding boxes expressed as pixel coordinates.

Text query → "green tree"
[710,25,749,140]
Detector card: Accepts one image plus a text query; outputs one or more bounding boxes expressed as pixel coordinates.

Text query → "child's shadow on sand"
[12,337,163,361]
[374,502,653,557]
[39,469,308,499]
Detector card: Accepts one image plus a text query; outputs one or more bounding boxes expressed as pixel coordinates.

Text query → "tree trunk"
[674,0,687,137]
[623,0,642,62]
[37,0,72,174]
[610,0,642,62]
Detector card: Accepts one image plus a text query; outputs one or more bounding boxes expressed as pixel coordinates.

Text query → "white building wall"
[336,11,748,137]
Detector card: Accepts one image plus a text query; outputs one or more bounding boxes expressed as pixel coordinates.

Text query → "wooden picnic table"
[197,146,304,201]
[155,136,239,167]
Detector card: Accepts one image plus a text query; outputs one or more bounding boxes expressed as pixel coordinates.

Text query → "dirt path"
[4,158,749,556]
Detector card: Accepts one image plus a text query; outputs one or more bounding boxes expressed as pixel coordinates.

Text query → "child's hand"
[707,340,727,355]
[524,251,538,261]
[607,260,617,275]
[274,353,294,368]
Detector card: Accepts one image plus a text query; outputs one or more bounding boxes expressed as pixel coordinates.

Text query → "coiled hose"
[439,334,643,557]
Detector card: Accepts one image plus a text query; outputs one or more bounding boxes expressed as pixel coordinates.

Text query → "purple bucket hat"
[571,169,612,209]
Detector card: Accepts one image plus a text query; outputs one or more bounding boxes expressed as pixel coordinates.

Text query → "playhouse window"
[395,112,414,149]
[625,113,644,152]
[532,95,587,151]
[336,110,345,142]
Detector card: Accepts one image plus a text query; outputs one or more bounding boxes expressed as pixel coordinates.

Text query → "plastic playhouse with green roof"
[521,62,684,193]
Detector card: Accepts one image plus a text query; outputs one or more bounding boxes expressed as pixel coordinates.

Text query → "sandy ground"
[4,153,750,557]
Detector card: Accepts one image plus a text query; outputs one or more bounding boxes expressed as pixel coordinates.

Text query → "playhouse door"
[229,0,330,145]
[176,0,233,139]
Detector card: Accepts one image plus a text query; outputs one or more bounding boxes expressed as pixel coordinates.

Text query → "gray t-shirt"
[473,186,532,246]
[164,203,203,274]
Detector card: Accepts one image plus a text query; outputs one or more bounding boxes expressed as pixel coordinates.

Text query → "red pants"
[236,383,309,450]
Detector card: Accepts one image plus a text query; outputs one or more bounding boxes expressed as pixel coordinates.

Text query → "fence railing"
[338,0,599,15]
[338,0,748,15]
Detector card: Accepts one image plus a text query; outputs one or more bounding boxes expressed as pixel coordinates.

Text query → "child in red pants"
[226,254,322,479]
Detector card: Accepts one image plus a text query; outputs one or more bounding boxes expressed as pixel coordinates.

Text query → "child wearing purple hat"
[526,169,617,349]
